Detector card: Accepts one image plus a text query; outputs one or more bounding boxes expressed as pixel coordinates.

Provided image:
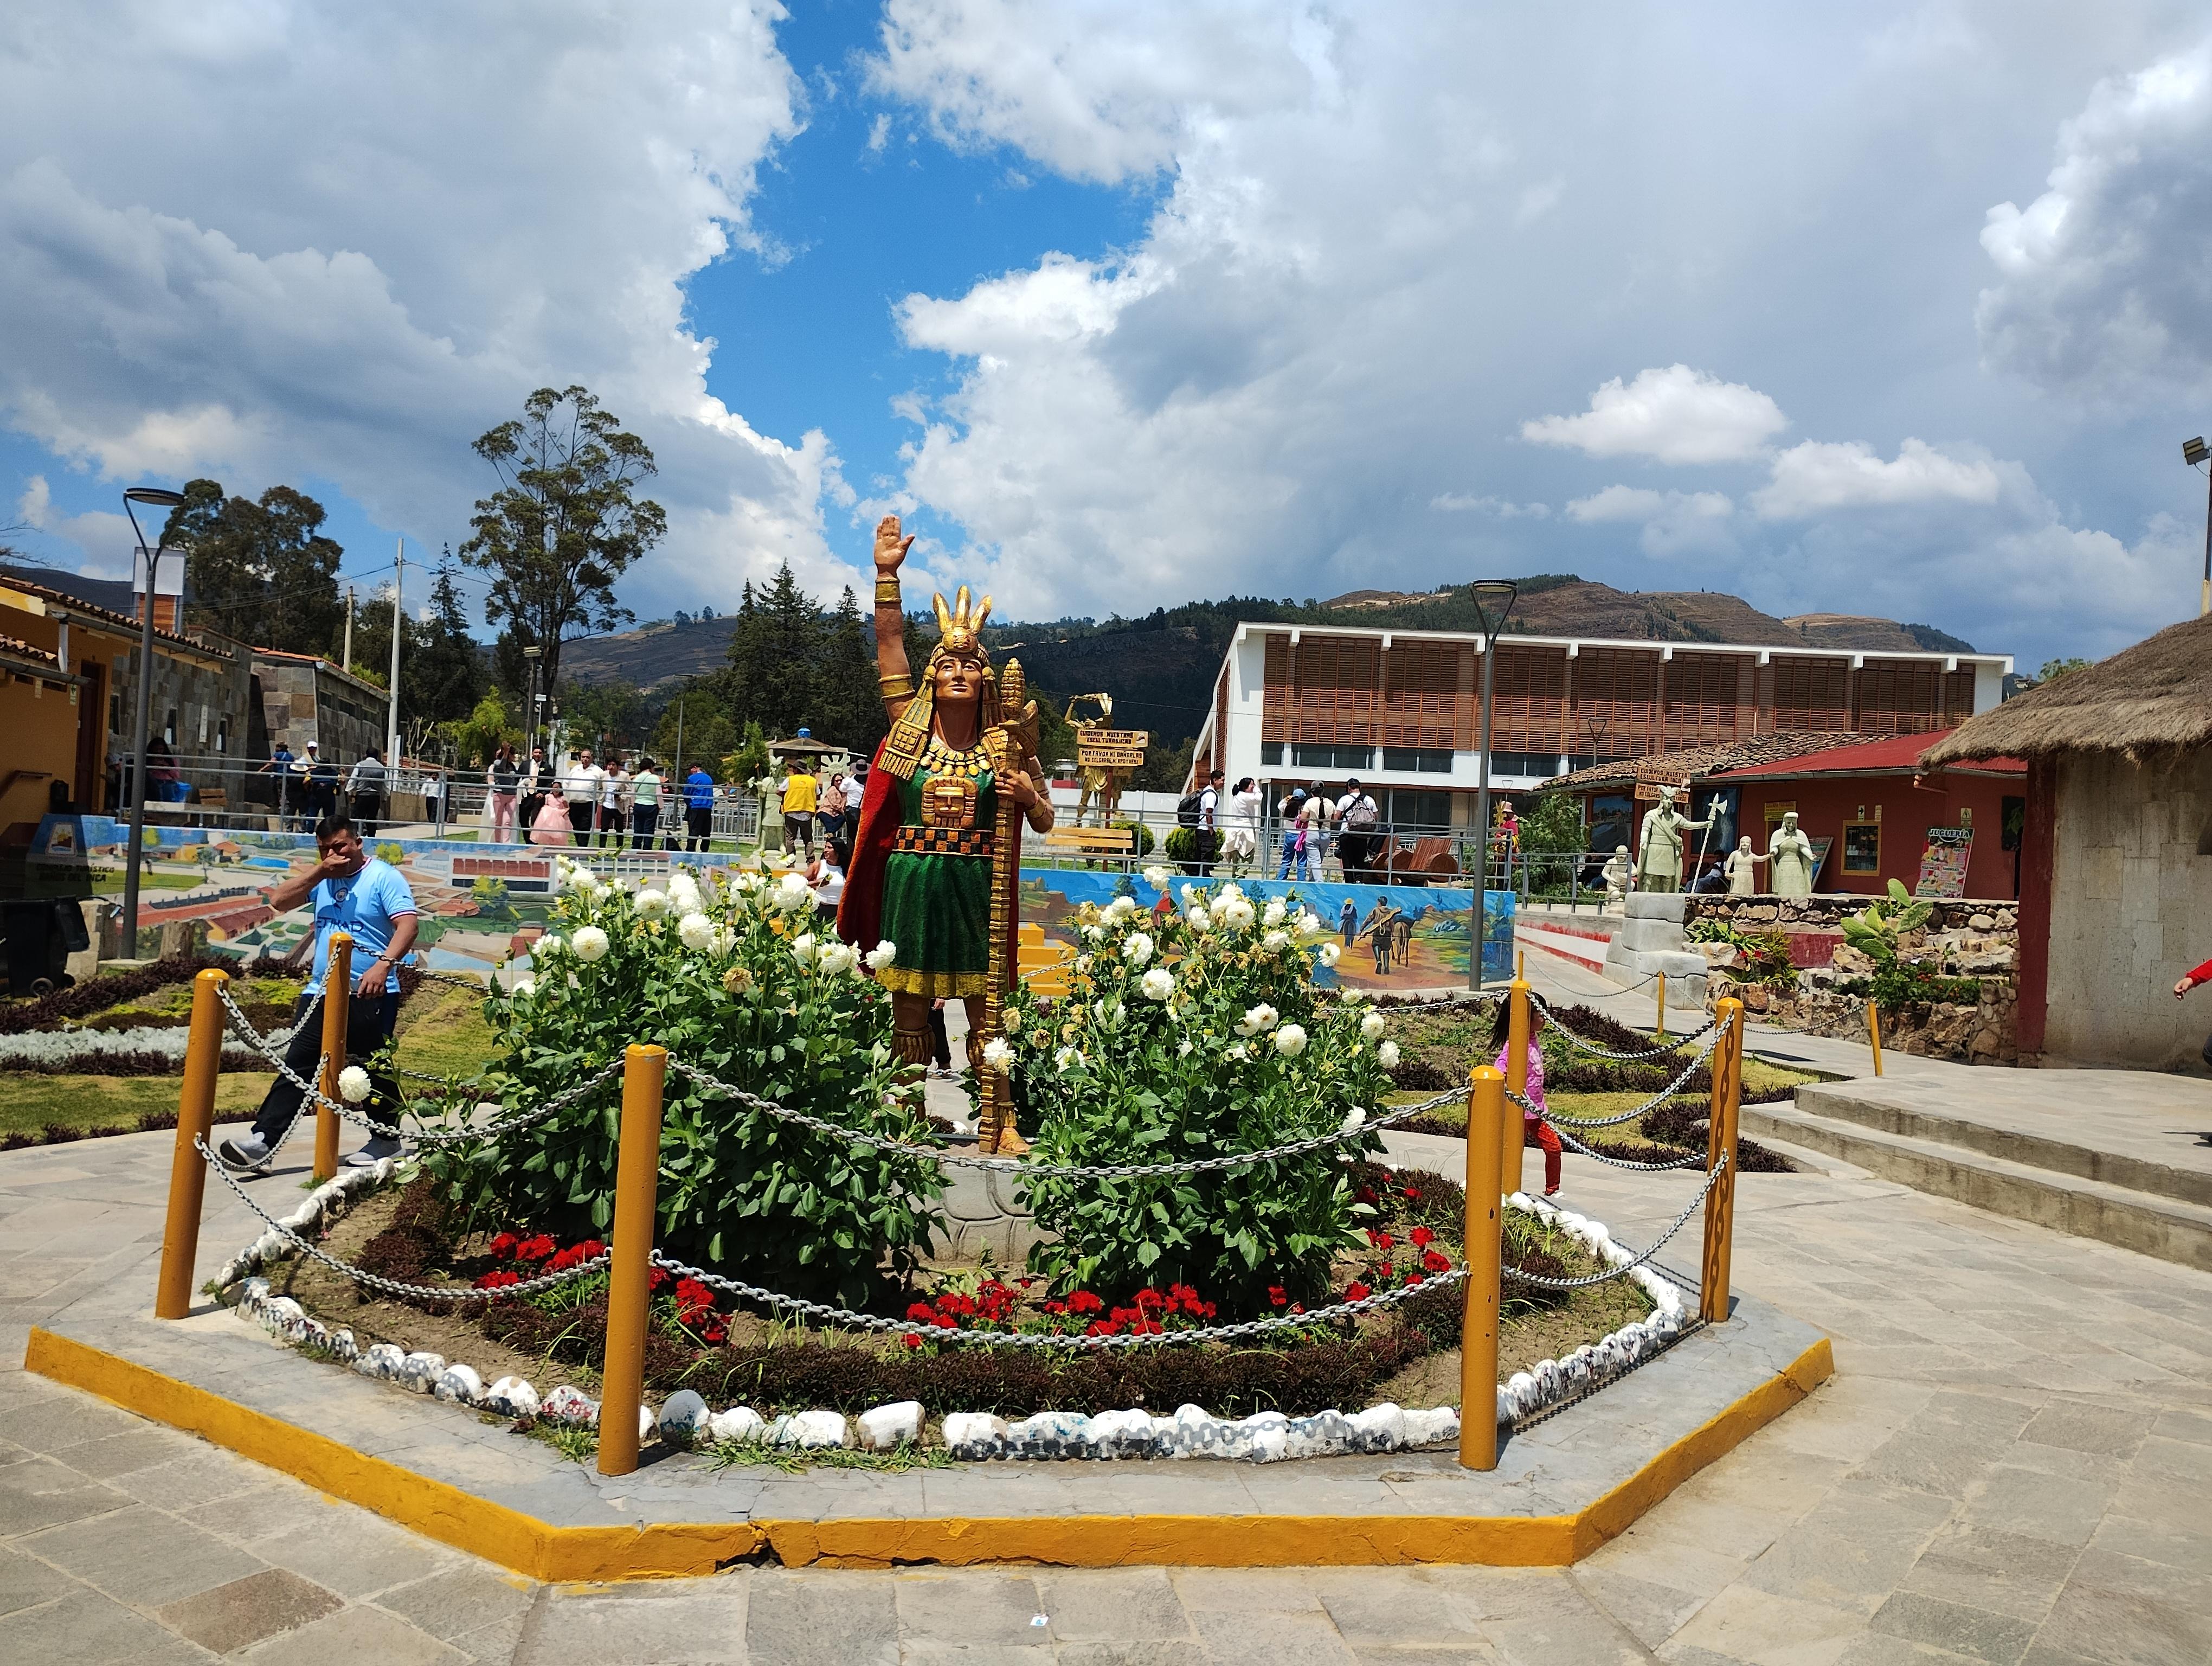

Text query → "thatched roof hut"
[1924,613,2212,765]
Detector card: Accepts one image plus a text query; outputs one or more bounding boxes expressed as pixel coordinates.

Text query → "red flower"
[1410,1226,1434,1248]
[1134,1288,1166,1310]
[1405,1271,1425,1285]
[1267,1285,1288,1307]
[1085,1318,1122,1337]
[1290,1302,1306,1314]
[1366,1229,1394,1251]
[487,1232,519,1257]
[903,1332,923,1349]
[648,1267,670,1291]
[1043,1300,1067,1316]
[933,1313,957,1330]
[906,1302,937,1323]
[513,1234,557,1263]
[1422,1249,1450,1272]
[473,1270,521,1290]
[700,1324,726,1345]
[1066,1291,1104,1315]
[1355,1186,1378,1204]
[1403,1187,1421,1201]
[1345,1281,1372,1302]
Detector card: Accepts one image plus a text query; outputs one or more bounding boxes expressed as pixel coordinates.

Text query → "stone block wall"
[1689,894,2021,1064]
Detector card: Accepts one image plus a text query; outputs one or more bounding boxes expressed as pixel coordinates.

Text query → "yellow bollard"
[314,933,351,1182]
[1866,999,1883,1077]
[1700,997,1745,1324]
[1502,975,1531,1196]
[1656,971,1667,1039]
[155,967,230,1319]
[599,1044,667,1477]
[1459,1065,1505,1471]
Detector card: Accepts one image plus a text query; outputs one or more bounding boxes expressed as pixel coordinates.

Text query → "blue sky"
[4,2,2211,669]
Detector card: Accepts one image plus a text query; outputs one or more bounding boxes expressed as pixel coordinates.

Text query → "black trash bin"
[1,898,90,998]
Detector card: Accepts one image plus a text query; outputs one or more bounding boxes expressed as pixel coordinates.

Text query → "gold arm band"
[878,672,917,699]
[874,576,903,604]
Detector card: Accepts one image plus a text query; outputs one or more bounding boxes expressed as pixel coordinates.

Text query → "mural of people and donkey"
[28,818,1515,992]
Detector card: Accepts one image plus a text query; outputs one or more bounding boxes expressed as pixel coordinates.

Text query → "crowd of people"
[473,746,865,856]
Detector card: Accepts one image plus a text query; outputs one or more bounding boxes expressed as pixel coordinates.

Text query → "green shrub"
[1842,880,1933,967]
[421,860,942,1307]
[1869,959,1983,1013]
[1161,826,1196,863]
[1007,872,1391,1313]
[1114,819,1156,857]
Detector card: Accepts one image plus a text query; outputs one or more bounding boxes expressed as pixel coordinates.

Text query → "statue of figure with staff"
[839,515,1054,1154]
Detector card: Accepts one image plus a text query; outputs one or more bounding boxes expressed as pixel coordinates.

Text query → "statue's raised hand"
[873,514,915,573]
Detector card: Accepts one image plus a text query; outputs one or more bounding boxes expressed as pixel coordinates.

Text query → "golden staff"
[980,657,1036,1154]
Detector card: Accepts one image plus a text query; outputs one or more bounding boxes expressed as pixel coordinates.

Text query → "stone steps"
[1741,1099,2212,1272]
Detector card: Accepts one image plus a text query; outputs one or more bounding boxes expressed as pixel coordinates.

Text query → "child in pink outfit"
[1490,1003,1563,1195]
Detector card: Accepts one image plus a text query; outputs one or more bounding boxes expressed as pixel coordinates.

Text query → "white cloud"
[1521,366,1788,466]
[0,2,858,623]
[1977,41,2212,396]
[11,473,137,576]
[1430,493,1549,518]
[1751,439,2002,518]
[1565,485,1735,558]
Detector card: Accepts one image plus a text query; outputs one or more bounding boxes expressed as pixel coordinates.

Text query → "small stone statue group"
[1609,785,1817,905]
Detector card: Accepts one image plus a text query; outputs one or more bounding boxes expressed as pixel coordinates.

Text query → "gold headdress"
[881,585,1002,780]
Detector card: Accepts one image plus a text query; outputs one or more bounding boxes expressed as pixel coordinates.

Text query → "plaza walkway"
[3,977,2210,1660]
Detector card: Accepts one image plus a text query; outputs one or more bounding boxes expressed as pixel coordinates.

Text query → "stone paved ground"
[6,1006,2212,1659]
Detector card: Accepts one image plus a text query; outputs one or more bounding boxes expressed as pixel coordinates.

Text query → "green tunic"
[878,758,997,999]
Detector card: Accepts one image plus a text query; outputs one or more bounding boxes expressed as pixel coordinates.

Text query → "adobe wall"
[2042,749,2212,1073]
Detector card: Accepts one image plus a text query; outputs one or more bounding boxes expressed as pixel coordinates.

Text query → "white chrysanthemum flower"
[1083,925,1104,944]
[338,1065,373,1104]
[534,934,564,960]
[1107,893,1138,919]
[1054,1045,1084,1071]
[866,940,898,972]
[669,871,703,907]
[1217,896,1256,930]
[981,1037,1014,1073]
[1226,1041,1249,1061]
[774,872,813,912]
[818,941,857,975]
[510,976,536,998]
[571,926,610,963]
[1263,930,1290,954]
[1273,1023,1309,1057]
[634,889,668,919]
[1342,989,1368,1005]
[1297,909,1327,939]
[1361,1011,1387,1042]
[1263,897,1287,928]
[732,870,762,894]
[676,912,715,952]
[709,924,736,956]
[1340,1106,1367,1137]
[1177,1037,1194,1058]
[1075,954,1092,973]
[1004,1008,1023,1035]
[609,873,636,894]
[1186,906,1211,932]
[1378,1041,1401,1069]
[1124,931,1154,967]
[1140,967,1175,1002]
[1216,882,1244,903]
[1319,941,1342,967]
[789,932,817,965]
[1179,883,1196,902]
[1143,864,1174,890]
[1237,1003,1278,1036]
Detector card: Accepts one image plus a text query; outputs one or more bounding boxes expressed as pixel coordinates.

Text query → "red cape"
[837,737,1020,994]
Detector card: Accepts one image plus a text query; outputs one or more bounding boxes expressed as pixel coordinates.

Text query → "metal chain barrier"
[651,1248,1468,1349]
[195,1136,612,1302]
[1504,1153,1727,1289]
[1546,1123,1706,1172]
[1513,1012,1732,1130]
[665,1056,1463,1179]
[1535,1187,1704,1297]
[216,980,623,1148]
[1531,990,1718,1060]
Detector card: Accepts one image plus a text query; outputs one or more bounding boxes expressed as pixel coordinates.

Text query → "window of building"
[1385,789,1452,830]
[1484,751,1560,778]
[1261,742,1284,766]
[1292,742,1373,771]
[1381,747,1454,773]
[1842,821,1881,874]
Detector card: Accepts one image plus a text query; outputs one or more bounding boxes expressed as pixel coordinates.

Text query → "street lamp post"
[1467,581,1519,992]
[2183,437,2210,617]
[521,644,543,757]
[119,486,187,958]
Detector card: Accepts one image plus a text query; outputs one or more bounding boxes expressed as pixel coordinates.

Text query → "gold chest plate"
[924,773,980,829]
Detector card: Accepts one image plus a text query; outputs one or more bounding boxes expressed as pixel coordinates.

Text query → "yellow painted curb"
[25,1326,1832,1576]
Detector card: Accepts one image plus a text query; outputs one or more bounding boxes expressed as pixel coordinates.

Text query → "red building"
[1715,732,2027,900]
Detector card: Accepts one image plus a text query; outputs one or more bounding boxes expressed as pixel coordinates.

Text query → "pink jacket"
[1493,1040,1546,1123]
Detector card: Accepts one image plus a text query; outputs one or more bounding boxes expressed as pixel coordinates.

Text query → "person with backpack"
[1336,778,1380,881]
[1181,768,1224,875]
[1275,787,1308,880]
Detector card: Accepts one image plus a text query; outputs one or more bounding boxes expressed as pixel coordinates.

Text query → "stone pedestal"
[1603,893,1707,1005]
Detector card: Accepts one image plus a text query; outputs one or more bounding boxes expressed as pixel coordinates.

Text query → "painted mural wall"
[31,818,1516,991]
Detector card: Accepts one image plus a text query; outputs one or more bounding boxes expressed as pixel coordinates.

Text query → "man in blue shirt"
[219,814,419,1173]
[680,764,715,853]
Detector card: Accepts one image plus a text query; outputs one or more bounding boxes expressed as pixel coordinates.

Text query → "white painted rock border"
[220,1175,1688,1464]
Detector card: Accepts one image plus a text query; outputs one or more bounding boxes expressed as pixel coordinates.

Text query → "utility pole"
[387,538,403,767]
[342,586,354,671]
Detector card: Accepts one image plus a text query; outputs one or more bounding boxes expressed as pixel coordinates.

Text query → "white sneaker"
[344,1135,405,1167]
[217,1136,272,1173]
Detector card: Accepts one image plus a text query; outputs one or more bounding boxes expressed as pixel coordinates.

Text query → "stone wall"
[2043,748,2212,1073]
[1689,894,2021,1064]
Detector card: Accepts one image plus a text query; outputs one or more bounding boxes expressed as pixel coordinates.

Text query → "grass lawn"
[1382,1052,1814,1136]
[1,1073,273,1137]
[391,980,498,1082]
